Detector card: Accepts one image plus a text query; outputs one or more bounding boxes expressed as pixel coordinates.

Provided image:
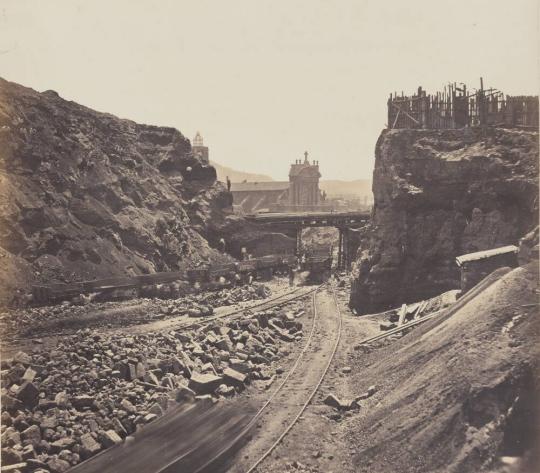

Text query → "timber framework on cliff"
[388,79,539,130]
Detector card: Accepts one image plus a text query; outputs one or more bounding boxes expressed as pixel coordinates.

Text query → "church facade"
[231,152,330,213]
[288,152,322,207]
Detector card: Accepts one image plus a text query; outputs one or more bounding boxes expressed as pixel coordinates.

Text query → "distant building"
[192,131,209,163]
[288,152,321,207]
[231,152,330,213]
[230,181,289,213]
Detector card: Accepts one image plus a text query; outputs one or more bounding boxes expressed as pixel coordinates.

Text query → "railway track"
[190,282,343,473]
[3,284,316,355]
[241,282,343,473]
[168,284,320,333]
[69,283,342,473]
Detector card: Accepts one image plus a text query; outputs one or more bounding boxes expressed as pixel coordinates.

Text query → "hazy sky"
[1,0,538,180]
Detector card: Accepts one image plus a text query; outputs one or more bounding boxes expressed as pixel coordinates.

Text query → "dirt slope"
[345,264,539,473]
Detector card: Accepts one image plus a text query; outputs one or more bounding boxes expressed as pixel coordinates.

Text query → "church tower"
[288,151,321,208]
[192,131,209,163]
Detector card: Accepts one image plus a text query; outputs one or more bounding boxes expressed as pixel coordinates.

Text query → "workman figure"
[288,266,295,287]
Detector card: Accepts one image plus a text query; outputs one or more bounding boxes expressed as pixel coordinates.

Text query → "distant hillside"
[211,161,273,183]
[320,179,372,198]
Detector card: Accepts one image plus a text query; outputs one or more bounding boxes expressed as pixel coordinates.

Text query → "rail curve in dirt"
[69,284,343,473]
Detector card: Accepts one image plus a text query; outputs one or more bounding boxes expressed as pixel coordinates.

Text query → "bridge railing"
[268,203,335,213]
[246,211,370,228]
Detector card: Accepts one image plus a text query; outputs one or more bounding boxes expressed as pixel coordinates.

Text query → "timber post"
[337,227,348,270]
[295,227,303,257]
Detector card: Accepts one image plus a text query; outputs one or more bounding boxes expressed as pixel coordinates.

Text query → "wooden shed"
[455,245,519,292]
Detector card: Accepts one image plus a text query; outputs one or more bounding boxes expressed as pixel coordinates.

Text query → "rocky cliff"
[0,78,240,305]
[350,127,538,314]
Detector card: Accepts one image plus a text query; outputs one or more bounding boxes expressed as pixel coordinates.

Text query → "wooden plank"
[137,271,186,285]
[414,300,428,320]
[391,107,401,129]
[83,277,136,291]
[397,303,407,326]
[391,103,420,125]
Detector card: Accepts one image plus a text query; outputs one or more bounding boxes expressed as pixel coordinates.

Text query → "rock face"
[350,127,538,314]
[0,78,238,305]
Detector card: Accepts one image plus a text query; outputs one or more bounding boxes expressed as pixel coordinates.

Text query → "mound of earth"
[346,263,539,473]
[0,78,250,306]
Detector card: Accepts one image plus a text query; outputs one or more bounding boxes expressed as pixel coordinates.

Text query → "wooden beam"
[391,108,401,129]
[391,103,420,125]
[397,303,407,326]
[413,300,428,320]
[356,308,445,346]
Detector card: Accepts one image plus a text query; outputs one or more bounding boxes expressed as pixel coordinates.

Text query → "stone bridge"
[245,211,371,269]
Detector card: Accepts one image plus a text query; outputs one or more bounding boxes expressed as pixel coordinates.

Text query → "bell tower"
[192,131,209,163]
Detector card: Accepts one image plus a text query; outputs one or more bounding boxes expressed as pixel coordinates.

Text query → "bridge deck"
[245,211,370,227]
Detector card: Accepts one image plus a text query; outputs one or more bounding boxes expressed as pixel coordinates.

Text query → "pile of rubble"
[1,302,305,471]
[0,284,272,339]
[196,283,272,307]
[155,283,272,318]
[378,290,460,332]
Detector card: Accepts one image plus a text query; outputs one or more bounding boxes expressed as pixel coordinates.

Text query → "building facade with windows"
[231,152,330,213]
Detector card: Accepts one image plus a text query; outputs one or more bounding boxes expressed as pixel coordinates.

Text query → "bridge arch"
[245,211,370,270]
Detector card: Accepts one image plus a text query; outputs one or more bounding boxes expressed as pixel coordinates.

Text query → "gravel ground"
[0,282,283,342]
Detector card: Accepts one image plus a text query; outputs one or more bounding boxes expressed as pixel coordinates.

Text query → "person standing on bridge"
[226,175,231,192]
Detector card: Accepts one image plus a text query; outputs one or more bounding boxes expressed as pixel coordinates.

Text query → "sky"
[0,0,538,180]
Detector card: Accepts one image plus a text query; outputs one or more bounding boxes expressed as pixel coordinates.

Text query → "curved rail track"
[174,284,320,333]
[69,283,342,473]
[242,283,343,472]
[4,284,318,353]
[188,282,343,473]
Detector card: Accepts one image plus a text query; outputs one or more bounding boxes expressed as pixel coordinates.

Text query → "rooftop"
[230,181,289,192]
[289,163,321,178]
[455,245,518,266]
